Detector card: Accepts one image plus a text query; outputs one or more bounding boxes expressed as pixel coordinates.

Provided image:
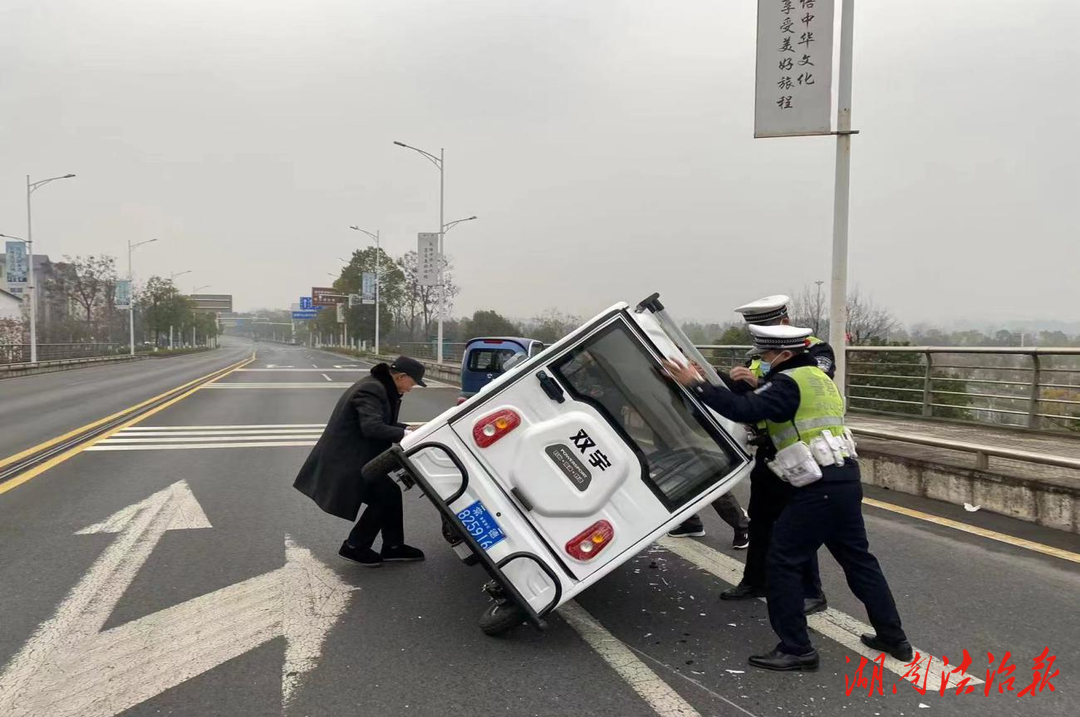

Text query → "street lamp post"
[128,238,159,356]
[192,285,210,347]
[25,173,76,364]
[394,140,448,363]
[349,226,381,355]
[167,271,190,349]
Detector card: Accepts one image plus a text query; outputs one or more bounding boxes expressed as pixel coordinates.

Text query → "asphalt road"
[0,339,1076,717]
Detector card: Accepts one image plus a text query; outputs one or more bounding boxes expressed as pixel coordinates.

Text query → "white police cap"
[750,323,812,352]
[734,294,791,325]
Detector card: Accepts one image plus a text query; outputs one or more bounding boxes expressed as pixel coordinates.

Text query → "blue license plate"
[456,500,506,551]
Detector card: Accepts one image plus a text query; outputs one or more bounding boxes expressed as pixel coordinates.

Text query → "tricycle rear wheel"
[478,601,527,637]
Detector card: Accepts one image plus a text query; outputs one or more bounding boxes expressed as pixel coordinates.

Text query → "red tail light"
[565,520,614,561]
[472,409,521,447]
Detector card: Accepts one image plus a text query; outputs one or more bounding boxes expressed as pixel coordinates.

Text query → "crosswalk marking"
[202,383,354,389]
[87,441,318,452]
[122,424,325,431]
[85,424,325,452]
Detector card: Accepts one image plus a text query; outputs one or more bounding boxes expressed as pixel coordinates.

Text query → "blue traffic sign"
[292,311,318,320]
[299,296,313,310]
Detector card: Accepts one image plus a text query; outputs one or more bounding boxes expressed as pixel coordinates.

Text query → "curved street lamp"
[349,225,382,354]
[393,139,450,363]
[25,173,76,363]
[127,238,159,355]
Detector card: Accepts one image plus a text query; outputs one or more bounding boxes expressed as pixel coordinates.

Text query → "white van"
[363,294,753,635]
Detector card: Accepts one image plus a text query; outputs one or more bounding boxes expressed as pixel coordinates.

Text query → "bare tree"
[395,251,459,339]
[46,255,118,334]
[845,287,897,345]
[788,281,829,336]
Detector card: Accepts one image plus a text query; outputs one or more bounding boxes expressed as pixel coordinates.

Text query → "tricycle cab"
[380,296,752,634]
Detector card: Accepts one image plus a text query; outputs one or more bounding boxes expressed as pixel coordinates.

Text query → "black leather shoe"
[720,582,766,600]
[748,647,820,672]
[381,544,426,562]
[861,633,914,662]
[803,596,828,615]
[339,541,382,567]
[732,528,750,550]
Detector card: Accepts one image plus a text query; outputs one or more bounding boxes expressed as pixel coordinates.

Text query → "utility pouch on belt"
[767,441,822,487]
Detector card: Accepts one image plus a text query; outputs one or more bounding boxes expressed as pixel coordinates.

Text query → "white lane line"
[657,537,984,688]
[237,368,365,372]
[101,435,322,444]
[123,424,325,431]
[322,374,333,382]
[202,383,353,389]
[560,601,700,717]
[112,429,324,438]
[86,441,318,452]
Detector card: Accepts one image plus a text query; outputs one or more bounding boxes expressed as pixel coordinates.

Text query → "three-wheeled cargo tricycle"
[363,294,754,636]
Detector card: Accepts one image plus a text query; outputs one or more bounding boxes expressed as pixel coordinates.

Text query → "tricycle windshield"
[549,320,741,510]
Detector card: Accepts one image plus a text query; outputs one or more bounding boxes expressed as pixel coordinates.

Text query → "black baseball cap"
[390,356,427,387]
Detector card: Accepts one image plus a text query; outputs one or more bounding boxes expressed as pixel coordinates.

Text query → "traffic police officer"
[721,296,833,611]
[662,325,911,672]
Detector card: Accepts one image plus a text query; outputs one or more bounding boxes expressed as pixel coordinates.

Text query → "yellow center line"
[0,354,255,496]
[863,497,1080,565]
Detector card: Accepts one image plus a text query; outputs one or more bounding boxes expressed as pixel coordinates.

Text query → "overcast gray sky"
[2,0,1077,326]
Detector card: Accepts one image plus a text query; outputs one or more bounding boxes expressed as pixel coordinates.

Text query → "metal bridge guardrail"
[696,344,1080,434]
[850,427,1080,472]
[0,343,130,365]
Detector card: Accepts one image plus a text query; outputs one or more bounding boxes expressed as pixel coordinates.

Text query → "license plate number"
[456,500,506,551]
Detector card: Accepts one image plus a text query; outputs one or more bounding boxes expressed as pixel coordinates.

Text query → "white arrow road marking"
[657,537,983,690]
[0,481,355,717]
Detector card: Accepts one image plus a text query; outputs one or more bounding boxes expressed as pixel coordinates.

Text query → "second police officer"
[670,295,832,616]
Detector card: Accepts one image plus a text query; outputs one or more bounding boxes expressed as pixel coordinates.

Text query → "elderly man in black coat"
[294,356,428,567]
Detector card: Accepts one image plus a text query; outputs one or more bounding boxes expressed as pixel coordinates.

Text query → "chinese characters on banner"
[417,233,439,287]
[114,279,132,309]
[754,0,835,137]
[5,241,28,296]
[335,303,345,324]
[361,272,376,304]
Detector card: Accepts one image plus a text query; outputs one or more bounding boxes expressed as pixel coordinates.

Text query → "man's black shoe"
[804,596,828,615]
[381,544,426,562]
[339,541,382,567]
[720,582,766,600]
[732,528,750,550]
[748,647,820,672]
[861,633,914,662]
[667,522,705,538]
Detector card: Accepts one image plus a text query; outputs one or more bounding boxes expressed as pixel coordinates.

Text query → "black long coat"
[293,364,407,521]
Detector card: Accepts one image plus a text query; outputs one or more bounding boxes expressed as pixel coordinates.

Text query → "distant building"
[188,294,233,314]
[0,288,22,321]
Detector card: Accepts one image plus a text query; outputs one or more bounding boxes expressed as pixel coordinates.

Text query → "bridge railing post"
[1027,352,1042,430]
[921,350,934,417]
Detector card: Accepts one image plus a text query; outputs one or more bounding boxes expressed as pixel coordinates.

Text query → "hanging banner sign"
[115,280,132,309]
[417,233,439,287]
[5,241,28,296]
[754,0,835,138]
[361,272,376,305]
[335,303,346,323]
